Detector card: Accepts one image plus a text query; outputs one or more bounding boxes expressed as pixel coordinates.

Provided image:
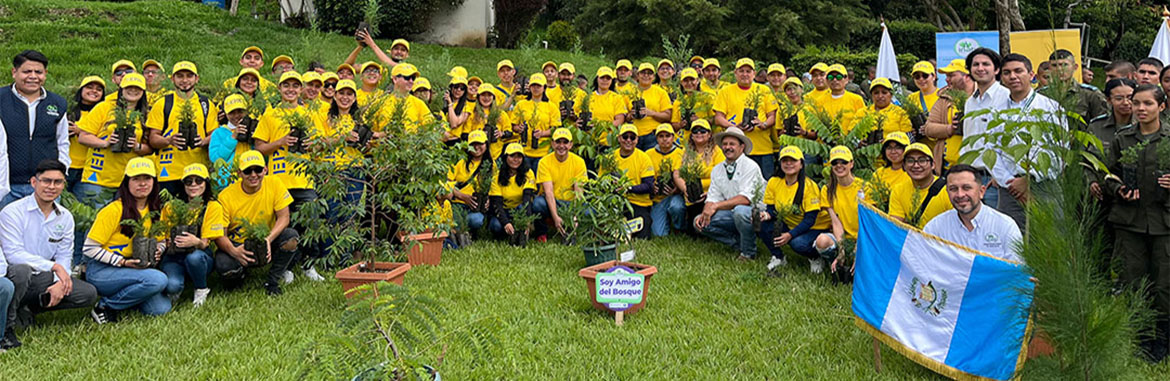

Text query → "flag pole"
[872,338,884,372]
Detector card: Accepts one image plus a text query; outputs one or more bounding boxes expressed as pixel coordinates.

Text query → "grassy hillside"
[0,0,611,96]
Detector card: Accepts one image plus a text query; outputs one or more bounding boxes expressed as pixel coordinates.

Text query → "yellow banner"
[1009,29,1083,79]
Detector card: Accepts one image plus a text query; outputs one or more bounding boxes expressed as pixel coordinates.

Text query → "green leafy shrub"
[789,46,918,80]
[490,0,549,48]
[546,20,577,50]
[315,0,465,38]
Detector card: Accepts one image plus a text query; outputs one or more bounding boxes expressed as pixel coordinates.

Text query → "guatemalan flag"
[852,205,1033,380]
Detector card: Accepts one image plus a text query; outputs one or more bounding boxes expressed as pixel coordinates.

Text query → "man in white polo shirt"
[924,164,1023,262]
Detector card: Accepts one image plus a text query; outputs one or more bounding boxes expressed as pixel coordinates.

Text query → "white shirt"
[0,86,72,199]
[706,154,764,208]
[0,194,74,282]
[990,89,1067,186]
[961,82,1010,171]
[924,203,1023,262]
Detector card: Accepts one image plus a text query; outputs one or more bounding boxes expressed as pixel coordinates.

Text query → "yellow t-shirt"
[254,104,315,189]
[604,149,655,207]
[818,92,867,134]
[646,146,684,203]
[377,94,435,131]
[77,100,148,188]
[145,93,220,181]
[875,166,912,192]
[535,152,587,201]
[821,178,869,238]
[545,85,565,106]
[615,81,636,95]
[690,147,726,192]
[355,88,385,109]
[806,88,830,105]
[218,177,294,243]
[447,158,486,202]
[161,200,228,240]
[714,83,779,155]
[670,90,715,143]
[512,99,562,158]
[868,104,913,136]
[888,176,953,228]
[88,200,155,258]
[628,85,672,136]
[310,109,362,168]
[489,169,536,209]
[486,82,528,106]
[464,105,515,159]
[587,91,631,146]
[763,177,832,230]
[68,108,92,170]
[700,80,730,94]
[908,89,939,115]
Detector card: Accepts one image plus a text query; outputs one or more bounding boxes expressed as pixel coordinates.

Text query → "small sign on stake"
[595,265,645,326]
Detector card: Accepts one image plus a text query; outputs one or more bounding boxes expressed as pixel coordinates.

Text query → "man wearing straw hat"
[694,127,765,261]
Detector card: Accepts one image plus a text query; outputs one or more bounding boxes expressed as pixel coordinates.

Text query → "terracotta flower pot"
[578,260,658,315]
[335,261,412,298]
[400,231,449,266]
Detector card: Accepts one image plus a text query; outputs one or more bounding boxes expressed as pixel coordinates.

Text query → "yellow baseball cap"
[504,142,524,155]
[224,94,248,113]
[336,79,357,93]
[142,59,162,70]
[497,59,515,71]
[654,123,674,136]
[124,157,157,178]
[322,71,340,83]
[809,62,829,74]
[680,68,699,80]
[362,61,384,74]
[691,119,712,131]
[450,76,468,86]
[829,146,854,162]
[552,128,573,142]
[559,62,576,74]
[779,146,804,160]
[827,64,848,76]
[337,63,356,73]
[616,59,633,70]
[657,59,673,69]
[619,124,638,136]
[783,77,803,90]
[183,163,210,179]
[412,77,432,92]
[241,46,264,59]
[239,150,266,170]
[528,73,547,86]
[172,61,198,75]
[271,55,294,70]
[596,66,615,78]
[883,131,911,147]
[703,58,721,69]
[468,76,483,85]
[302,71,323,84]
[237,68,260,81]
[869,77,893,91]
[468,130,488,144]
[912,61,936,75]
[447,66,468,78]
[279,71,302,85]
[637,62,655,73]
[390,38,410,51]
[905,142,934,159]
[79,75,106,89]
[735,58,755,70]
[938,59,968,74]
[111,59,136,76]
[767,63,786,74]
[689,55,704,64]
[542,61,557,71]
[120,73,146,90]
[391,63,419,77]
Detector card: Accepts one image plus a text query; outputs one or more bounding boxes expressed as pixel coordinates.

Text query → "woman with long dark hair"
[816,146,868,276]
[76,73,154,208]
[67,76,106,195]
[160,164,223,307]
[874,131,912,194]
[83,157,169,323]
[758,146,831,273]
[448,130,492,239]
[443,76,471,143]
[488,143,536,241]
[514,73,560,170]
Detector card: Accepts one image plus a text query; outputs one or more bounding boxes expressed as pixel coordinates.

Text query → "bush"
[546,20,577,50]
[315,0,463,38]
[847,20,938,64]
[790,46,919,80]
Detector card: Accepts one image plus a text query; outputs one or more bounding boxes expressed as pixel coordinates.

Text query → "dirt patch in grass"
[47,7,90,18]
[0,6,10,18]
[60,30,101,40]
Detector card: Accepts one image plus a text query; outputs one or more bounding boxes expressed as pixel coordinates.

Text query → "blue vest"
[0,85,67,183]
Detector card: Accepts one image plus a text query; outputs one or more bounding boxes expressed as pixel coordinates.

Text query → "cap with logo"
[120,73,146,90]
[912,61,936,75]
[111,59,136,76]
[552,128,573,142]
[468,130,488,144]
[905,142,934,159]
[124,157,157,178]
[869,77,893,91]
[938,59,969,75]
[391,63,419,78]
[779,146,805,160]
[809,62,829,74]
[172,61,198,76]
[735,58,756,70]
[412,77,432,92]
[239,150,266,170]
[224,94,248,113]
[497,59,515,71]
[279,71,302,85]
[829,146,854,162]
[183,163,210,179]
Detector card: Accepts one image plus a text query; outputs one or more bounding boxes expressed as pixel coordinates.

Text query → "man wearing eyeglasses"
[818,64,867,134]
[214,150,299,296]
[140,59,170,106]
[1,160,99,350]
[888,143,953,228]
[1,50,73,209]
[375,63,435,131]
[102,59,136,103]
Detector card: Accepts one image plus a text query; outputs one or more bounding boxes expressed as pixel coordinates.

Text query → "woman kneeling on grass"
[759,146,832,273]
[160,164,225,307]
[448,130,492,235]
[489,143,536,242]
[84,157,169,324]
[817,146,868,277]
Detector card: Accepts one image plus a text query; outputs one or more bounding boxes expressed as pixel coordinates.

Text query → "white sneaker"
[767,256,788,271]
[281,270,295,284]
[809,258,825,274]
[304,267,325,282]
[192,288,210,307]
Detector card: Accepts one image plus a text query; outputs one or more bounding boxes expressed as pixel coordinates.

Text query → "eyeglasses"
[827,74,846,81]
[114,68,135,76]
[396,75,418,81]
[620,134,638,141]
[242,166,264,176]
[692,128,710,134]
[324,82,337,89]
[182,177,207,186]
[912,73,931,80]
[905,157,933,166]
[831,160,849,166]
[35,177,65,186]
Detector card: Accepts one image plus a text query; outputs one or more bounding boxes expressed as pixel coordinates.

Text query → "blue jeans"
[0,184,33,210]
[637,134,657,151]
[161,250,213,295]
[749,154,775,180]
[0,277,12,335]
[700,205,757,257]
[650,194,685,237]
[322,175,365,263]
[455,203,486,231]
[758,219,826,260]
[85,259,171,316]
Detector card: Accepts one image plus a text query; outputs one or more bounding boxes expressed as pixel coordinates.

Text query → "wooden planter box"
[578,260,658,315]
[335,262,412,298]
[401,231,448,266]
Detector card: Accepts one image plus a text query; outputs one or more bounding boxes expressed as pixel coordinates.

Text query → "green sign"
[596,266,645,309]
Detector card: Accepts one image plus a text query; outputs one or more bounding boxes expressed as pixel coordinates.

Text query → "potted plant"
[160,191,203,256]
[235,218,271,266]
[562,167,633,266]
[576,91,593,127]
[1118,140,1147,191]
[237,88,278,144]
[559,83,578,121]
[623,88,645,120]
[108,104,141,154]
[675,89,712,129]
[282,110,311,154]
[893,86,928,141]
[678,151,706,205]
[1157,140,1170,201]
[770,203,802,245]
[471,159,495,214]
[750,182,765,232]
[741,88,763,130]
[175,99,200,150]
[120,211,165,268]
[941,87,970,135]
[506,208,539,247]
[831,237,857,284]
[653,158,676,197]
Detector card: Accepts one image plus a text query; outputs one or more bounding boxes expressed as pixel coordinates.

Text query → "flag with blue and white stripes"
[852,205,1033,380]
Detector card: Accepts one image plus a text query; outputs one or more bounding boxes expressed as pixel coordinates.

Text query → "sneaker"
[304,267,325,282]
[0,329,21,350]
[192,288,210,307]
[767,256,788,271]
[736,253,753,262]
[90,305,119,325]
[264,282,283,296]
[809,258,825,274]
[281,270,295,285]
[221,266,245,280]
[536,235,548,243]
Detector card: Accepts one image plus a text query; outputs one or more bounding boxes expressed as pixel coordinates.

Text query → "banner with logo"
[935,31,1000,88]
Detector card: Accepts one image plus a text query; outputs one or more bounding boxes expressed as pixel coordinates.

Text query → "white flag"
[1150,18,1170,65]
[876,23,901,83]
